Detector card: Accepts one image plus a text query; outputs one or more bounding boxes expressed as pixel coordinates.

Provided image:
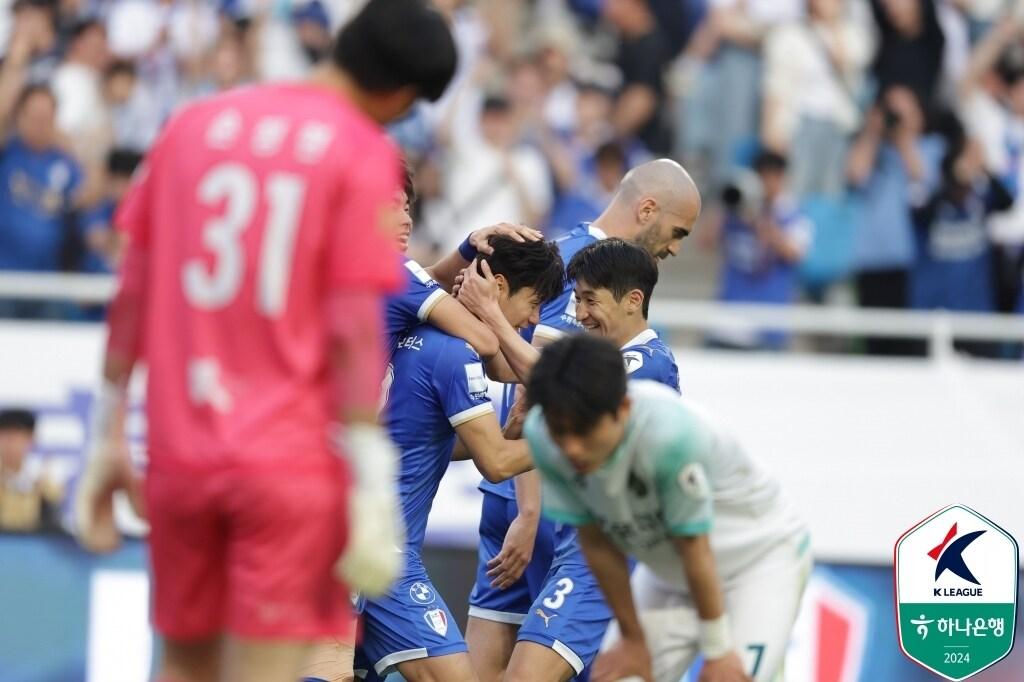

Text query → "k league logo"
[895,504,1018,681]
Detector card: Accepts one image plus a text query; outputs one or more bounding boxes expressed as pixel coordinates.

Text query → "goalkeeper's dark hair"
[477,236,564,305]
[527,334,627,436]
[567,238,658,319]
[332,0,457,102]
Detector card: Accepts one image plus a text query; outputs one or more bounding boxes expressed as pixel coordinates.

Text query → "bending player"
[74,2,457,681]
[526,335,811,682]
[457,159,699,681]
[354,237,564,681]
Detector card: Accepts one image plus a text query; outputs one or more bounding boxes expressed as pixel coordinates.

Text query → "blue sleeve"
[432,339,494,427]
[534,286,580,340]
[391,259,447,323]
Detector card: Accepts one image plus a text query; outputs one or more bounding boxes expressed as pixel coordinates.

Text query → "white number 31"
[183,163,306,316]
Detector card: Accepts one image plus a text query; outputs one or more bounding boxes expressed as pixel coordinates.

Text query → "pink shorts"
[145,459,354,642]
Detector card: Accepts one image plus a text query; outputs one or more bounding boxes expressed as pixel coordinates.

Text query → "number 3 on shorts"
[542,578,575,610]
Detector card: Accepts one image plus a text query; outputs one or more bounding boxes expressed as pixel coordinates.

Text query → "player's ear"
[637,197,658,225]
[626,288,644,314]
[492,273,509,296]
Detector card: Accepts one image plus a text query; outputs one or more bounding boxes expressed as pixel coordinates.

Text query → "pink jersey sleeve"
[325,139,403,293]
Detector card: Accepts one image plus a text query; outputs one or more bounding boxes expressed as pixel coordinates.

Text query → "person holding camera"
[705,150,813,350]
[847,85,945,355]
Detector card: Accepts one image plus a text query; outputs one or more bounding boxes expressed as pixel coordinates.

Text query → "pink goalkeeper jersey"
[116,83,403,472]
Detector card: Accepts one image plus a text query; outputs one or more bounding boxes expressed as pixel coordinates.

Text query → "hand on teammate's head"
[469,223,543,255]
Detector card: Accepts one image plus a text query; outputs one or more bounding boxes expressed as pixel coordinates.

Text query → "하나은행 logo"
[895,504,1018,681]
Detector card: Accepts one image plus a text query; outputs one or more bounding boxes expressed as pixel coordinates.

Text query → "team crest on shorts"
[424,608,448,637]
[409,582,436,605]
[895,504,1018,680]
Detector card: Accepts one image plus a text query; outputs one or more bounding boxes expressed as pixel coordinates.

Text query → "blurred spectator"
[178,32,252,103]
[77,147,139,275]
[426,92,552,251]
[848,86,945,355]
[548,139,631,234]
[679,0,802,188]
[870,0,946,108]
[3,0,60,82]
[959,14,1024,320]
[0,85,82,304]
[0,408,62,533]
[762,0,873,197]
[103,59,162,150]
[603,0,674,154]
[706,150,813,349]
[910,135,1013,352]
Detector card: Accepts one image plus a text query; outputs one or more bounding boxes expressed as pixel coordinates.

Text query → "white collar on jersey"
[620,328,658,350]
[588,224,608,240]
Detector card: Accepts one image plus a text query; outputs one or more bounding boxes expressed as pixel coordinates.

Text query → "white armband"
[699,614,734,660]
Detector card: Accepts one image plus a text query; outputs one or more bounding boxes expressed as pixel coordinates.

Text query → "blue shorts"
[517,560,613,679]
[356,557,467,678]
[467,490,556,624]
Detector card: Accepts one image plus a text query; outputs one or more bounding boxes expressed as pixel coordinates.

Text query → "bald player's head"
[606,159,702,260]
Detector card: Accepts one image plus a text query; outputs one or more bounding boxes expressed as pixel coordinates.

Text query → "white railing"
[3,272,1024,359]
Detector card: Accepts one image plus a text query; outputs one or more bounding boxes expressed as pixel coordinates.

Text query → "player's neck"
[591,205,633,242]
[614,321,649,349]
[309,65,377,121]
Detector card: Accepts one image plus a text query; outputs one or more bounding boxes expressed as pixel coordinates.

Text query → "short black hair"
[0,408,36,433]
[332,0,457,102]
[399,155,416,203]
[70,17,103,42]
[594,140,626,168]
[567,238,658,318]
[104,59,136,81]
[527,334,627,436]
[478,236,565,306]
[753,149,788,173]
[108,148,143,177]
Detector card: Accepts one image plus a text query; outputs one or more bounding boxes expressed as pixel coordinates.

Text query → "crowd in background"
[0,0,1022,356]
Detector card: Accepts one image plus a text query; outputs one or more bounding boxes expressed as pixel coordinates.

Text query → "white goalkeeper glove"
[334,424,405,597]
[75,381,140,553]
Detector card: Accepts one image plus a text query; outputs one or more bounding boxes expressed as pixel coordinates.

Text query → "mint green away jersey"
[525,380,808,588]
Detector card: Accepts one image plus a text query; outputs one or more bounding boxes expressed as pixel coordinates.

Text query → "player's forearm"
[424,250,469,292]
[579,524,644,640]
[473,438,533,483]
[103,243,149,388]
[674,534,727,621]
[327,290,387,425]
[488,311,540,384]
[513,470,541,520]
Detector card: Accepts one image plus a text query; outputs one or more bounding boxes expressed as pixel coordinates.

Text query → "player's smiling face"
[548,398,631,474]
[574,280,629,341]
[387,190,413,253]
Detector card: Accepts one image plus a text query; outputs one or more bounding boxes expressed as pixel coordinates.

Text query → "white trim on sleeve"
[417,288,448,321]
[533,324,566,341]
[448,402,494,427]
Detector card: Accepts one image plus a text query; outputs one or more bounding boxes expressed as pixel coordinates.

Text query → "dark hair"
[108,148,143,177]
[15,83,55,114]
[69,18,103,42]
[478,236,564,305]
[753,149,788,173]
[527,334,627,435]
[0,408,36,433]
[481,93,512,114]
[567,238,658,318]
[594,140,626,168]
[332,0,457,102]
[104,59,136,81]
[399,155,416,203]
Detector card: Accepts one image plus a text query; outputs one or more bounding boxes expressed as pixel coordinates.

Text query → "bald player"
[458,159,701,682]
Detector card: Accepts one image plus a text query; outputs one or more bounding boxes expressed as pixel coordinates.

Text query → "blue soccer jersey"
[469,224,606,625]
[620,328,680,392]
[479,223,606,501]
[359,324,494,676]
[384,257,447,357]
